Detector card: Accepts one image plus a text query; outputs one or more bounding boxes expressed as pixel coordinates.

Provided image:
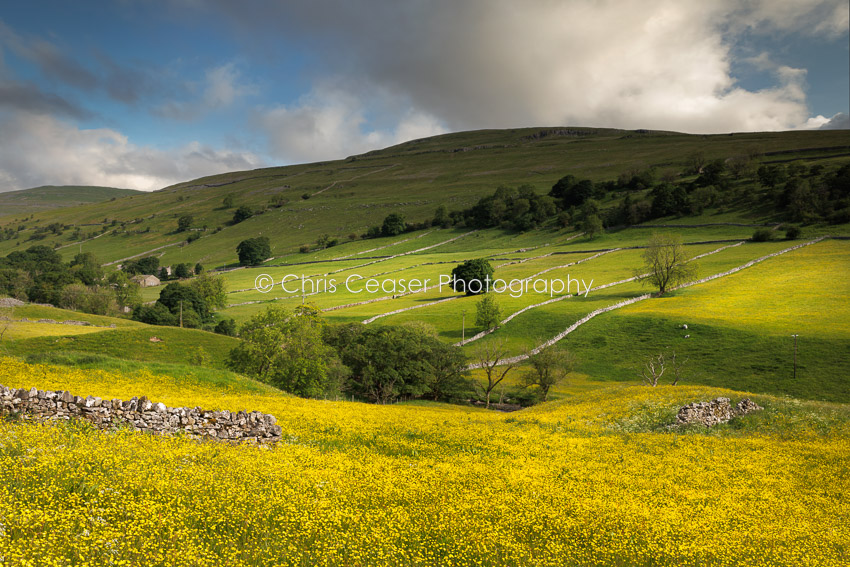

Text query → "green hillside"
[0,127,847,270]
[0,185,142,217]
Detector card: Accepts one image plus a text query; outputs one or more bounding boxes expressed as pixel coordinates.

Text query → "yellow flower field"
[1,357,848,566]
[621,240,850,338]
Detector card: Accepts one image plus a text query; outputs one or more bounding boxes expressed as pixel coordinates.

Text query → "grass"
[623,240,850,338]
[0,185,141,217]
[1,127,847,271]
[4,326,240,370]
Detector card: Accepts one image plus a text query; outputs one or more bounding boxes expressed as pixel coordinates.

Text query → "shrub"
[751,228,774,242]
[784,226,801,240]
[231,206,254,225]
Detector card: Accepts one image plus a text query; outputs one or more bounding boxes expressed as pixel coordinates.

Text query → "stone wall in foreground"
[0,384,282,445]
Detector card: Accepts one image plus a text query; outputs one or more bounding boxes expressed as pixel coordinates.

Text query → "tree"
[228,306,344,398]
[639,351,687,386]
[156,282,210,325]
[473,339,517,408]
[194,263,204,275]
[433,205,450,228]
[325,323,443,404]
[123,256,159,275]
[189,272,227,310]
[214,318,237,337]
[426,341,472,402]
[523,348,576,401]
[475,294,501,330]
[231,205,254,224]
[108,270,141,310]
[177,214,193,232]
[635,233,697,294]
[581,214,604,239]
[237,237,271,266]
[222,194,235,209]
[381,213,407,236]
[450,258,494,296]
[69,252,103,285]
[549,175,594,208]
[174,263,192,279]
[132,302,177,326]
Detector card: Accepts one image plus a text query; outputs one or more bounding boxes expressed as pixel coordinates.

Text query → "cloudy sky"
[0,0,847,192]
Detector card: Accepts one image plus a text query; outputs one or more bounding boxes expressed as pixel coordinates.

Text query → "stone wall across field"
[0,384,282,445]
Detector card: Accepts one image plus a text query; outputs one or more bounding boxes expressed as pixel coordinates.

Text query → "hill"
[0,185,142,217]
[0,127,847,269]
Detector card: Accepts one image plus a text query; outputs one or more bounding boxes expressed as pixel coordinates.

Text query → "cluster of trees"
[227,306,472,404]
[132,272,233,334]
[758,163,850,223]
[0,246,139,315]
[226,302,578,406]
[226,278,576,406]
[122,255,203,281]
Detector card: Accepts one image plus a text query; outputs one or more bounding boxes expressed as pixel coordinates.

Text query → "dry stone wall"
[0,384,282,445]
[675,397,763,427]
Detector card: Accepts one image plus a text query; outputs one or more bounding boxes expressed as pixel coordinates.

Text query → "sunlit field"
[1,357,848,566]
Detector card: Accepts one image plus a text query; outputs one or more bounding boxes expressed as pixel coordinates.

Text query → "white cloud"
[203,63,255,108]
[155,62,255,121]
[0,113,263,192]
[815,112,850,130]
[259,84,447,163]
[211,0,845,146]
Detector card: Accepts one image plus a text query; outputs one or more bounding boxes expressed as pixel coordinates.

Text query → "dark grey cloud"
[0,20,97,91]
[95,51,158,104]
[0,80,92,119]
[189,0,846,136]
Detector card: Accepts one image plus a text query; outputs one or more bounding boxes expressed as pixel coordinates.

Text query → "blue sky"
[0,0,847,192]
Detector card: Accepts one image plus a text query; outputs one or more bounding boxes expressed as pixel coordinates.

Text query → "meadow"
[1,357,848,566]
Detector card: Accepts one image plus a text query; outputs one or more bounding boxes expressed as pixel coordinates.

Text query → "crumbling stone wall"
[675,397,763,427]
[0,384,282,445]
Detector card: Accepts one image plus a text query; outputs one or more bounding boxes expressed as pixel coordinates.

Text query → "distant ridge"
[0,185,143,217]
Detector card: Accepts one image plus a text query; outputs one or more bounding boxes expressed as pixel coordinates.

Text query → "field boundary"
[468,237,825,368]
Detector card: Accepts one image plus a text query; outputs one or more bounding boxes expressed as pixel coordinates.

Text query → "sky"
[0,0,847,193]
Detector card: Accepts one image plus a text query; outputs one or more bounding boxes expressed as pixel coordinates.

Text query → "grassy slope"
[0,185,142,217]
[564,240,850,402]
[0,128,847,271]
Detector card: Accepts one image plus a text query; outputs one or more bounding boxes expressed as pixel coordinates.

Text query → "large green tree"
[189,272,228,310]
[227,305,343,398]
[237,237,271,266]
[325,323,459,404]
[450,259,494,296]
[381,213,407,237]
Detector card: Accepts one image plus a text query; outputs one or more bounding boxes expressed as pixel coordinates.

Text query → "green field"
[0,185,141,217]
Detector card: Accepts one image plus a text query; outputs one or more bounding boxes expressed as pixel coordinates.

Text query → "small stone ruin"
[1,384,282,445]
[675,397,763,427]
